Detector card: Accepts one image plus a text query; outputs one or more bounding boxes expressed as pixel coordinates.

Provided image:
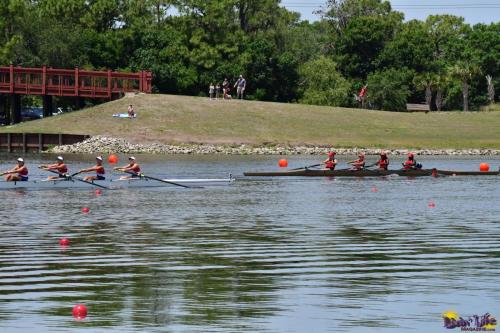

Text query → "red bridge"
[0,65,152,124]
[0,65,152,98]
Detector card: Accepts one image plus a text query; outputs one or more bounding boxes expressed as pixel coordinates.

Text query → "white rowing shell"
[0,178,234,190]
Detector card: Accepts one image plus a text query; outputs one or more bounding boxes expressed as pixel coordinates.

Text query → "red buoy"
[108,155,118,164]
[479,163,490,172]
[95,189,102,196]
[82,207,90,214]
[72,304,87,320]
[59,238,70,246]
[371,186,378,193]
[428,201,436,208]
[278,159,288,168]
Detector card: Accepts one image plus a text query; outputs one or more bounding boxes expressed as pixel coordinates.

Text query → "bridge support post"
[43,95,53,117]
[0,94,8,124]
[9,94,21,124]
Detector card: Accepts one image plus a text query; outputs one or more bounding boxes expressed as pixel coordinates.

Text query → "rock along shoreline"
[48,136,500,156]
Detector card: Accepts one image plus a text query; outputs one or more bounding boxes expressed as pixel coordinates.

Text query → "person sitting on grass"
[127,104,135,118]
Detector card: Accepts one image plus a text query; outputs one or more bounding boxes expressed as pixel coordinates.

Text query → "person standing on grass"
[215,83,221,100]
[234,75,246,99]
[222,78,230,99]
[209,83,215,100]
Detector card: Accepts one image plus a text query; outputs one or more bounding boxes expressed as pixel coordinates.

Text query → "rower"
[39,156,68,180]
[349,153,365,170]
[114,156,141,179]
[77,156,106,182]
[375,152,389,170]
[402,153,421,170]
[322,151,338,170]
[1,158,29,182]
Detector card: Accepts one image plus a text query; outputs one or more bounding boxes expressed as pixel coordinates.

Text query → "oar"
[42,168,110,189]
[121,170,200,189]
[290,164,321,171]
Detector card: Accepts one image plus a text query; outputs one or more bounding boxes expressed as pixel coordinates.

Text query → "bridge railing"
[0,65,152,98]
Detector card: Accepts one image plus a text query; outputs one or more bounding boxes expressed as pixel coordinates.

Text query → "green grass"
[1,94,499,149]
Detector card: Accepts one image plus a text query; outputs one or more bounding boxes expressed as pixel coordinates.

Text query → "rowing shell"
[0,177,234,190]
[243,169,500,177]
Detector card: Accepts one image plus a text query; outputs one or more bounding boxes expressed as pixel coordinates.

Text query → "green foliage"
[299,56,350,107]
[0,0,498,111]
[367,68,413,111]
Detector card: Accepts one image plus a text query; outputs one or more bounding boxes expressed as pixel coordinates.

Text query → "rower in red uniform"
[114,156,141,179]
[39,156,68,180]
[402,152,419,170]
[1,158,29,181]
[77,156,106,181]
[349,153,365,170]
[322,151,338,170]
[375,152,390,170]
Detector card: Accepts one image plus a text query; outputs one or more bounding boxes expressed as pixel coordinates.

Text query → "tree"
[448,62,481,111]
[486,75,495,104]
[366,68,412,111]
[434,73,448,111]
[298,56,350,107]
[413,73,436,110]
[322,0,404,79]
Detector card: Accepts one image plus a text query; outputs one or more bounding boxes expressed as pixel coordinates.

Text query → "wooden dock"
[0,133,89,152]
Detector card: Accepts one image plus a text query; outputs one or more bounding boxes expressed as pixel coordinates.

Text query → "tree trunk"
[425,85,432,109]
[435,89,443,111]
[462,81,469,112]
[486,75,495,104]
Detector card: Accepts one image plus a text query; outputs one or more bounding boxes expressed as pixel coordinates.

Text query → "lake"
[0,154,499,332]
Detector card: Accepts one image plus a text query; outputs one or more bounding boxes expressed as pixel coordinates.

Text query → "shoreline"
[47,136,500,156]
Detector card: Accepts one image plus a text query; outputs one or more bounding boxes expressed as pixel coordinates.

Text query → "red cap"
[328,151,336,157]
[408,152,414,158]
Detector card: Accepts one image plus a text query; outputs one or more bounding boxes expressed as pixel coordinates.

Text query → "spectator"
[358,85,368,109]
[234,75,246,99]
[222,78,230,99]
[209,83,215,100]
[215,83,221,100]
[127,104,135,118]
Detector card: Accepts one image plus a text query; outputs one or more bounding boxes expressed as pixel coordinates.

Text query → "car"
[21,107,44,121]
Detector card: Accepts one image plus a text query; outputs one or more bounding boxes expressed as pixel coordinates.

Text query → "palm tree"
[432,73,449,111]
[413,73,435,110]
[486,75,495,104]
[448,62,481,111]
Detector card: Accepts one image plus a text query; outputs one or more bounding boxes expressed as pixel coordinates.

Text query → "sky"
[281,0,500,24]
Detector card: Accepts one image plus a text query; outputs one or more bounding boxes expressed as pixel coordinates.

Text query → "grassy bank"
[1,94,499,149]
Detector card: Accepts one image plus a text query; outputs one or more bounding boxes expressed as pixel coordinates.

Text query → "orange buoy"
[82,207,90,214]
[479,163,490,172]
[59,238,70,246]
[72,304,87,320]
[278,159,288,168]
[108,155,119,164]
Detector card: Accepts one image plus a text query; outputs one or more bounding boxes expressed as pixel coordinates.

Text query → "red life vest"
[378,159,389,170]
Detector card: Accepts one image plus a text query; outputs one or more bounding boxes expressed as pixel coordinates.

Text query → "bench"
[406,103,430,112]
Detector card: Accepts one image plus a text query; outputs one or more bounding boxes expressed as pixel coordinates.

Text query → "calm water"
[0,155,499,333]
